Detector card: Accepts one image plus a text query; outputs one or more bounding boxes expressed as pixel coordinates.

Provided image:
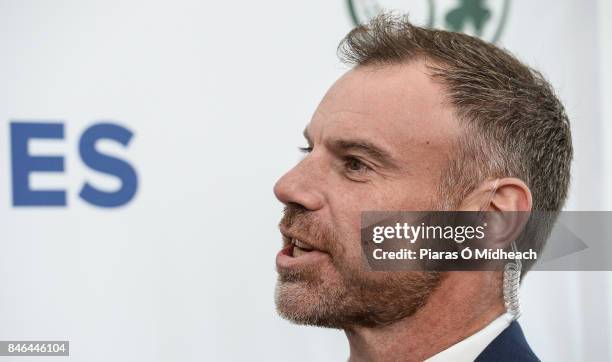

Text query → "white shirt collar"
[425,312,514,362]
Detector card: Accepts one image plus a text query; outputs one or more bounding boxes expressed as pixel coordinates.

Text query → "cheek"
[327,186,393,242]
[368,181,440,211]
[327,203,367,265]
[325,181,435,261]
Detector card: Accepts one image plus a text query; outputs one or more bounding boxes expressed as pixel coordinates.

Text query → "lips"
[292,238,315,257]
[276,230,328,269]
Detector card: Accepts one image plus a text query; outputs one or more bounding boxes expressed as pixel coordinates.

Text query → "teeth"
[292,238,313,251]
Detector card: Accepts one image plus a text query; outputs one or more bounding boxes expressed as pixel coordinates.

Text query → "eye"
[298,146,312,153]
[344,157,370,173]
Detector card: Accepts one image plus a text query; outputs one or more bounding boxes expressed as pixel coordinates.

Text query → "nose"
[273,157,325,211]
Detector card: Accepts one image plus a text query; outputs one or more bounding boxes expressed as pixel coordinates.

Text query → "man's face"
[273,62,461,328]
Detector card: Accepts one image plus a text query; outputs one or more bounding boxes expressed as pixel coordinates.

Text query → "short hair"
[337,14,573,273]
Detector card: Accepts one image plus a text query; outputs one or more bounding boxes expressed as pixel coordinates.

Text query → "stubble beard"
[275,205,443,329]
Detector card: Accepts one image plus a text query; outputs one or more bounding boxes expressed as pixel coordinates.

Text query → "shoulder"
[475,321,539,362]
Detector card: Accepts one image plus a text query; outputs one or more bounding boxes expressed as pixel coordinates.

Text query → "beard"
[275,204,443,329]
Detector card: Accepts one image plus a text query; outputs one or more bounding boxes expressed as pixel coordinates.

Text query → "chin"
[274,278,348,329]
[274,269,445,330]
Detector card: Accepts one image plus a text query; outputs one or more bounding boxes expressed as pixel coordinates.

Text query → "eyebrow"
[329,139,399,170]
[303,127,399,170]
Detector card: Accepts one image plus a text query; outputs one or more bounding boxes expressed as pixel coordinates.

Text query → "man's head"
[273,14,572,329]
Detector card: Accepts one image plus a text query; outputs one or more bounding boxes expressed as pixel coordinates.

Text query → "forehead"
[308,62,460,160]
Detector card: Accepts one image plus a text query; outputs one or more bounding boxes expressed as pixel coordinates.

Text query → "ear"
[459,178,532,212]
[459,178,532,251]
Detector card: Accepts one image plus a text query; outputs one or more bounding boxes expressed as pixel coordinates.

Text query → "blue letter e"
[10,122,66,206]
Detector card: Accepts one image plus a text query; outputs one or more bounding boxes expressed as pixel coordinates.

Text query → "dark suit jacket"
[475,321,539,361]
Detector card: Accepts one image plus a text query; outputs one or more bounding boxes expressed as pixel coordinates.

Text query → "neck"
[344,272,506,362]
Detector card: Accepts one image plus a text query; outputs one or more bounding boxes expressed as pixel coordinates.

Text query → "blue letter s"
[79,123,138,207]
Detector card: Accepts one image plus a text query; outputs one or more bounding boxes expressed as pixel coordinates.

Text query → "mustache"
[279,203,312,229]
[279,204,338,255]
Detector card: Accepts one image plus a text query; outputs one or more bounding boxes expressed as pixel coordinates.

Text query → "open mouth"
[292,238,315,257]
[279,237,316,258]
[277,232,328,268]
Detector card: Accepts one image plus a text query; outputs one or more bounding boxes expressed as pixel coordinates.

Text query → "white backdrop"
[0,1,610,361]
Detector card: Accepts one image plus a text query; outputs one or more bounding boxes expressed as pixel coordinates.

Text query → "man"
[273,14,572,362]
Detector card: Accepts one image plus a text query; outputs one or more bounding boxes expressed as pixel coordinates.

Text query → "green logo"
[347,0,511,43]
